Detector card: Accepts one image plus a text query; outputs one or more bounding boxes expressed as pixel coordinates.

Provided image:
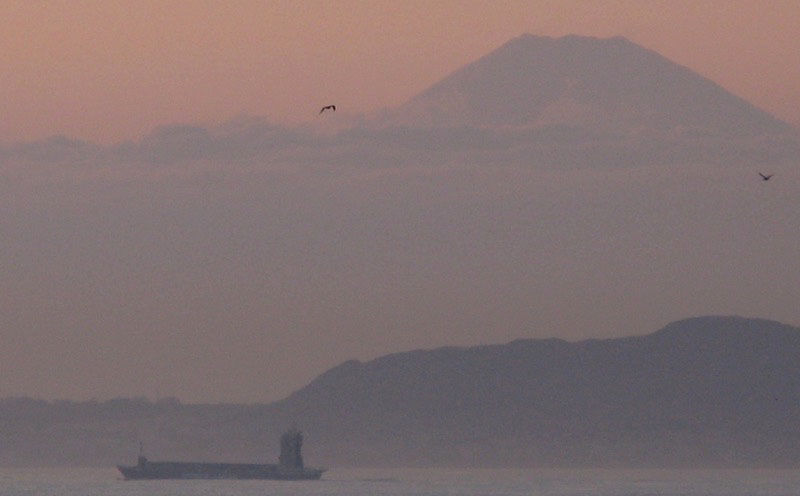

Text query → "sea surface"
[1,467,799,496]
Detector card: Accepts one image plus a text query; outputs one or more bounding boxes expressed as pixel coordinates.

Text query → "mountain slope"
[392,34,791,138]
[268,316,800,466]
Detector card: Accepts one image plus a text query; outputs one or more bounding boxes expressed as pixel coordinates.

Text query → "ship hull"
[117,461,324,480]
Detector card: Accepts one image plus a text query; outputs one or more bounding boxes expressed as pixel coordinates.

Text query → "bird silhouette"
[759,173,774,181]
[319,105,336,114]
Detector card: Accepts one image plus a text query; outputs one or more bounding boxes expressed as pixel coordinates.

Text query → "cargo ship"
[117,429,325,480]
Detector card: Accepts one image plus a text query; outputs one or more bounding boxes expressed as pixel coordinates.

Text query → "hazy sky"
[2,0,799,144]
[1,1,799,403]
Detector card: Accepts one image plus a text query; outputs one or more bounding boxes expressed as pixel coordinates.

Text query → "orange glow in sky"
[1,0,798,144]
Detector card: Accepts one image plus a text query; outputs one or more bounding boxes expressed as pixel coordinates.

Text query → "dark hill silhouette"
[1,317,799,467]
[393,34,791,138]
[266,316,800,467]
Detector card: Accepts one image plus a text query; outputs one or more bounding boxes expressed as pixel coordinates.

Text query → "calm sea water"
[1,467,799,496]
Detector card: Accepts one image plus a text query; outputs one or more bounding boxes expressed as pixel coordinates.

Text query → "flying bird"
[759,173,774,181]
[319,105,336,114]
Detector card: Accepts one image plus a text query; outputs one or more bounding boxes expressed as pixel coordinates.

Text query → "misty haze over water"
[1,31,799,483]
[2,34,798,404]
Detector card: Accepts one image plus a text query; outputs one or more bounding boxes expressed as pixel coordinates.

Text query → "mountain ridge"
[291,315,794,379]
[5,34,797,167]
[392,34,791,137]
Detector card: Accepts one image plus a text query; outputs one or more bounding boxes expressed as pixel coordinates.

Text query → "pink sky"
[2,0,799,144]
